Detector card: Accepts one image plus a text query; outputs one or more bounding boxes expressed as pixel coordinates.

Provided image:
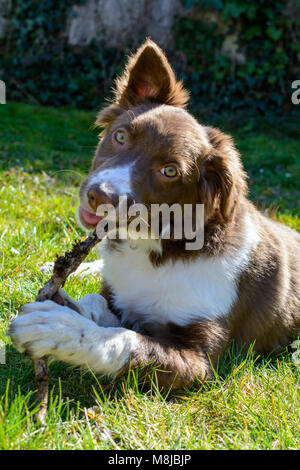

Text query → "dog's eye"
[160,166,178,178]
[114,130,126,145]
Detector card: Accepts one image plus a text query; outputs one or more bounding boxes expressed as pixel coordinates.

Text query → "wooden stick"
[34,231,100,425]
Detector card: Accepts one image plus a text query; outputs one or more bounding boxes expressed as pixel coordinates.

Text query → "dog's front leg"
[123,320,227,389]
[9,302,222,388]
[126,332,215,389]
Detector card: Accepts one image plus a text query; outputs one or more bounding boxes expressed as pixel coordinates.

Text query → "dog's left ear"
[114,39,189,109]
[199,127,247,222]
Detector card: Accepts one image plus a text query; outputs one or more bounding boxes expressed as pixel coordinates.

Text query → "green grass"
[0,102,299,450]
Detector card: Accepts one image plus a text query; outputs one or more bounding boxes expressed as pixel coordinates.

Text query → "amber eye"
[160,166,178,178]
[114,129,126,145]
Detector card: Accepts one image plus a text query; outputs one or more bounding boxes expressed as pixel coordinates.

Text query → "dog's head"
[78,39,247,237]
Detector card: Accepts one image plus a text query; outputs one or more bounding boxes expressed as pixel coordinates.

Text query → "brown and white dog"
[9,40,300,389]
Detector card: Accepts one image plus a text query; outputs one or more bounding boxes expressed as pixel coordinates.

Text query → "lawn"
[0,102,299,450]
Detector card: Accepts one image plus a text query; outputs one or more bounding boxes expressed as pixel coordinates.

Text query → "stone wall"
[0,0,246,63]
[67,0,182,49]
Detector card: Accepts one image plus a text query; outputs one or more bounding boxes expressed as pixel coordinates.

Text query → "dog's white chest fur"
[99,217,259,326]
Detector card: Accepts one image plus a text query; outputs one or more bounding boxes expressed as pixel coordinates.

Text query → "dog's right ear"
[95,40,188,131]
[113,39,189,109]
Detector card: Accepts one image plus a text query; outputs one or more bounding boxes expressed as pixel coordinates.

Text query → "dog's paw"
[77,293,117,325]
[51,288,83,314]
[51,289,112,325]
[40,260,103,278]
[71,260,104,277]
[8,300,137,375]
[8,301,96,360]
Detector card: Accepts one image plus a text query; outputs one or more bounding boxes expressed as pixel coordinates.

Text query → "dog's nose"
[87,184,113,211]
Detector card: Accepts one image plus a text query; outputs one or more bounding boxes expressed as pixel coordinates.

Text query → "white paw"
[9,301,95,360]
[8,300,137,375]
[40,260,103,278]
[77,294,120,326]
[56,289,119,326]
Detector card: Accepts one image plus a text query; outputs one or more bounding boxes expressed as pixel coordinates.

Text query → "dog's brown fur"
[79,39,300,389]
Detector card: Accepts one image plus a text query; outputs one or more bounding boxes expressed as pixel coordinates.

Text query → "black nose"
[87,184,113,211]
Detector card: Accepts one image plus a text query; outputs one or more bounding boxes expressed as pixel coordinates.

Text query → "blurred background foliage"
[0,0,299,115]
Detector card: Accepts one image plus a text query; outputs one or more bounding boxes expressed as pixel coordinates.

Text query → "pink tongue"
[80,208,102,226]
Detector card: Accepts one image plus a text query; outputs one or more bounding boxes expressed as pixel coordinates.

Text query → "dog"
[9,40,300,389]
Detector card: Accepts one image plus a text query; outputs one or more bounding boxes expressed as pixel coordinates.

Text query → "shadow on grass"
[1,346,105,412]
[1,338,298,425]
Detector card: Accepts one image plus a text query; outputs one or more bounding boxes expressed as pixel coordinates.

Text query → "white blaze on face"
[89,164,133,196]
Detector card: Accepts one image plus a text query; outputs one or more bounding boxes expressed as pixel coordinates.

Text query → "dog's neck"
[149,197,249,266]
[102,195,250,267]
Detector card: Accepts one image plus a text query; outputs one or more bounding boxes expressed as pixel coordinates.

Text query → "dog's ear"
[114,39,189,109]
[199,127,247,222]
[95,105,124,133]
[199,154,235,223]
